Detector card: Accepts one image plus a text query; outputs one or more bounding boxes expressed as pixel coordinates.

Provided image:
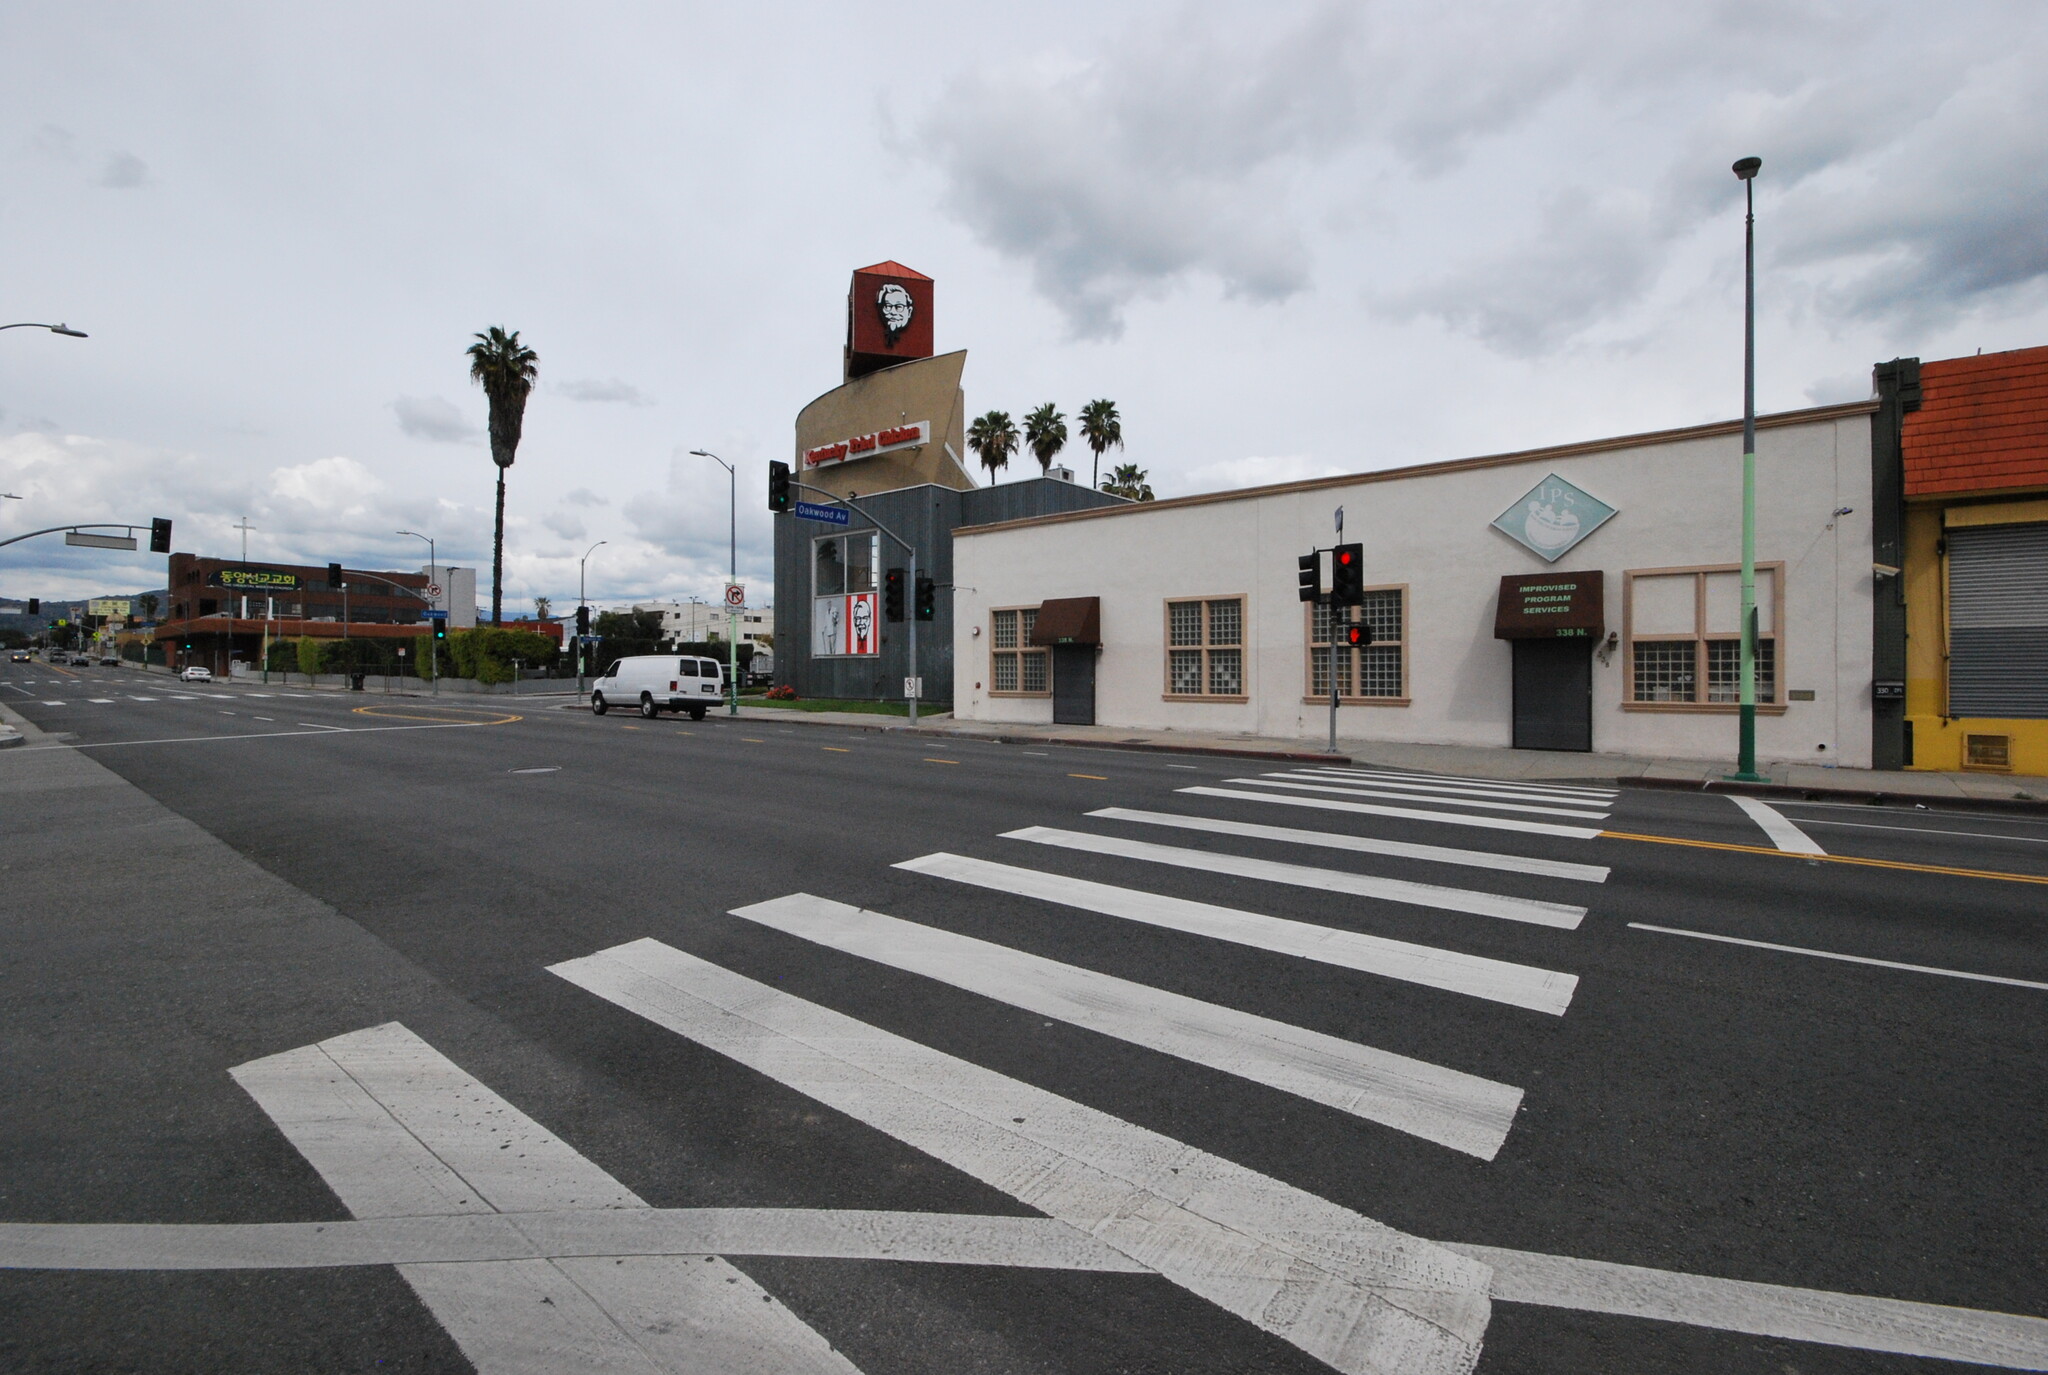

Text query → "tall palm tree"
[1078,398,1123,490]
[1023,403,1067,475]
[966,409,1018,485]
[466,326,539,627]
[1100,461,1154,502]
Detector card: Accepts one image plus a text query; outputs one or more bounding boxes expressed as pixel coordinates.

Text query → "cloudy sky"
[4,1,2045,610]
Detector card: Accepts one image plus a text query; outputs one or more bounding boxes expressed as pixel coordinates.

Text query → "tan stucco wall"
[794,350,975,500]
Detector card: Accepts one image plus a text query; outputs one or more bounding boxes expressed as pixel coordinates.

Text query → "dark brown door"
[1512,639,1592,751]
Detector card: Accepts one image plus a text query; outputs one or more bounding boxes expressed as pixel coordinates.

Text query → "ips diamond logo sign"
[1490,473,1616,562]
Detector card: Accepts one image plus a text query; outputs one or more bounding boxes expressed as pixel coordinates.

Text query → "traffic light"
[1297,552,1320,603]
[883,568,905,621]
[575,605,590,636]
[327,562,344,588]
[149,518,173,554]
[25,598,38,615]
[1330,543,1364,605]
[914,572,935,621]
[433,624,446,641]
[1342,622,1371,648]
[768,460,792,513]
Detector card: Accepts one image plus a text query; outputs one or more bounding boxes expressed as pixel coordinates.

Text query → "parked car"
[591,655,727,720]
[178,665,214,683]
[99,655,121,667]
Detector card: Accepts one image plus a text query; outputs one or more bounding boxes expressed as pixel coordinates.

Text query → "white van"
[591,655,727,720]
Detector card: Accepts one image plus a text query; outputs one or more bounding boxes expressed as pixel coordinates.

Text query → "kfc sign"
[803,420,930,469]
[813,592,879,657]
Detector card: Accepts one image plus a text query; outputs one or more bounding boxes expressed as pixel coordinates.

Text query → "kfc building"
[773,261,1123,702]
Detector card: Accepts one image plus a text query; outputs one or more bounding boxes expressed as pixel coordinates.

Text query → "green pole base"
[1723,771,1770,784]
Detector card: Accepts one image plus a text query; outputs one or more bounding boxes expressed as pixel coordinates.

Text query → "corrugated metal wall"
[1948,522,2048,718]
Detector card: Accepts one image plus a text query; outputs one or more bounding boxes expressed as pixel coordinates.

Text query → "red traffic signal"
[1330,542,1364,605]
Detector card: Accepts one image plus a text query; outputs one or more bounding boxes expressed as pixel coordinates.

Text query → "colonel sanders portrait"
[851,594,874,653]
[875,283,914,344]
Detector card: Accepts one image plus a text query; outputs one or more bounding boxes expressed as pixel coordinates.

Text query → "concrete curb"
[1617,774,2048,816]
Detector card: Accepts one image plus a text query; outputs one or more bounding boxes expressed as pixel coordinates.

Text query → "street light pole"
[397,530,439,696]
[690,450,740,716]
[1729,155,1767,783]
[0,322,88,338]
[578,538,606,698]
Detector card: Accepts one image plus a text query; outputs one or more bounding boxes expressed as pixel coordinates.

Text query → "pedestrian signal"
[1342,622,1370,648]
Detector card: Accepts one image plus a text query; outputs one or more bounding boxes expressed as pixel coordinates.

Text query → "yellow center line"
[924,758,959,765]
[1069,773,1109,781]
[823,746,850,752]
[742,737,765,743]
[1599,829,2048,886]
[352,706,523,726]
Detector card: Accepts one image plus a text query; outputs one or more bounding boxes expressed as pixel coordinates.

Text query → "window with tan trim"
[989,607,1049,696]
[1303,586,1408,704]
[1164,595,1246,700]
[1623,562,1786,712]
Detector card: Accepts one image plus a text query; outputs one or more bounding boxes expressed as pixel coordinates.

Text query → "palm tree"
[1078,398,1123,490]
[466,326,539,626]
[1023,403,1067,475]
[966,410,1018,485]
[532,595,552,621]
[1100,461,1154,502]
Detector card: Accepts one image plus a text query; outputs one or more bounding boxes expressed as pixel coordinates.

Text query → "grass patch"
[748,696,918,716]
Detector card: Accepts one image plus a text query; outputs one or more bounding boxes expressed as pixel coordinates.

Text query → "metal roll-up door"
[1948,521,2048,719]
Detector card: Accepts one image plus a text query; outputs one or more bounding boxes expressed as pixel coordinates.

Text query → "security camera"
[1873,563,1901,579]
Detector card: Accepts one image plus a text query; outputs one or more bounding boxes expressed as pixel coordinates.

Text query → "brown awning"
[1030,596,1101,646]
[1494,572,1604,640]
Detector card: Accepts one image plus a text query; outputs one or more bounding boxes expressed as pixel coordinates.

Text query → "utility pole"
[1729,155,1767,782]
[1329,507,1343,755]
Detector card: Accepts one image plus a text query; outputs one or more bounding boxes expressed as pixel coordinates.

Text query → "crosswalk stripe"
[1314,768,1616,799]
[231,1023,862,1375]
[1004,826,1587,929]
[126,695,157,701]
[88,698,116,704]
[1285,771,1617,807]
[731,893,1523,1159]
[1088,808,1610,883]
[1227,777,1609,821]
[550,938,1495,1375]
[896,853,1578,1014]
[1178,786,1606,840]
[41,701,64,706]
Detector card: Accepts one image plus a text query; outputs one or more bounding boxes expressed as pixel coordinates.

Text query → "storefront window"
[1165,596,1247,700]
[813,532,881,658]
[1624,565,1782,709]
[1305,587,1407,702]
[990,607,1048,696]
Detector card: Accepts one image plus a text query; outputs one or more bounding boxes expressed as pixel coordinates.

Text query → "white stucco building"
[952,402,1880,767]
[635,600,775,647]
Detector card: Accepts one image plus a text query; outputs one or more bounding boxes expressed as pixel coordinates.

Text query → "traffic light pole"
[1329,509,1344,755]
[790,479,921,726]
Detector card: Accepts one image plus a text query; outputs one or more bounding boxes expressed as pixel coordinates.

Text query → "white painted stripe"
[232,1024,862,1375]
[731,893,1522,1159]
[896,853,1577,1014]
[1284,771,1616,807]
[41,701,64,706]
[1729,796,1826,854]
[244,692,274,697]
[1089,808,1609,883]
[87,699,115,704]
[550,939,1494,1375]
[5,1216,2045,1368]
[0,1209,1146,1273]
[1316,768,1616,799]
[1183,786,1606,840]
[126,695,158,701]
[1448,1242,2048,1369]
[1629,923,2048,992]
[1004,826,1586,930]
[169,694,199,700]
[1233,777,1609,820]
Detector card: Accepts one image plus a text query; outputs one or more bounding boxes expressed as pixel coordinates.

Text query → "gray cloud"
[556,378,654,406]
[1805,370,1875,406]
[32,124,75,158]
[542,508,587,540]
[563,487,609,507]
[97,151,148,188]
[915,6,1364,338]
[392,395,481,444]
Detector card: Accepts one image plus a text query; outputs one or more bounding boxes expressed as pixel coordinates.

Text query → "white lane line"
[169,695,199,700]
[1285,771,1617,807]
[7,1215,2043,1370]
[1165,763,1200,770]
[896,853,1577,1014]
[1448,1242,2048,1369]
[1004,826,1587,930]
[1237,776,1610,820]
[232,1024,862,1375]
[732,894,1523,1160]
[40,700,65,706]
[550,938,1495,1375]
[1183,786,1607,840]
[1629,923,2048,992]
[299,722,347,731]
[253,716,275,722]
[1729,796,1827,854]
[1020,750,1050,756]
[244,692,274,697]
[1320,768,1616,799]
[1797,818,2048,845]
[0,1209,1144,1274]
[89,699,118,705]
[126,695,158,701]
[13,721,493,751]
[1092,808,1609,883]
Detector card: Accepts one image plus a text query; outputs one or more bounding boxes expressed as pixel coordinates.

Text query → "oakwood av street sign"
[794,501,849,525]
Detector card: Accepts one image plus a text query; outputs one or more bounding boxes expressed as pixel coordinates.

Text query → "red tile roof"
[1903,344,2048,497]
[852,260,932,281]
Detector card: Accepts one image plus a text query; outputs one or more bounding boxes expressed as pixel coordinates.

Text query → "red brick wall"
[1902,344,2048,497]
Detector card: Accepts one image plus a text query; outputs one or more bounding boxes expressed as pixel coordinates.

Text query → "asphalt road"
[3,659,2045,1374]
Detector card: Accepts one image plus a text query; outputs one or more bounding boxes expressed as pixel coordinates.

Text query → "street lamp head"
[49,324,88,338]
[689,449,712,457]
[1732,156,1762,181]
